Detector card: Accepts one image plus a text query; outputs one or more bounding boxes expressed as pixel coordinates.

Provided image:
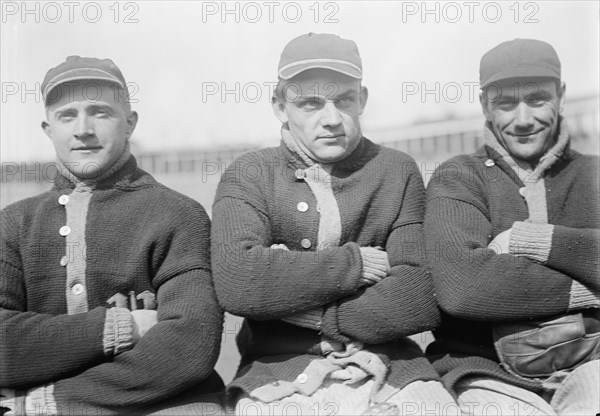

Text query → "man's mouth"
[510,130,543,140]
[317,134,344,140]
[73,146,102,151]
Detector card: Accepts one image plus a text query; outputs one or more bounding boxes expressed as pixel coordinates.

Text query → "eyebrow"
[525,91,553,100]
[494,89,554,101]
[87,103,115,113]
[53,108,77,118]
[333,89,358,98]
[297,88,358,101]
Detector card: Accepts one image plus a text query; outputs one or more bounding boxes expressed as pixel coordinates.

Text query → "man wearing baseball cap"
[212,33,457,414]
[0,56,225,414]
[425,39,599,414]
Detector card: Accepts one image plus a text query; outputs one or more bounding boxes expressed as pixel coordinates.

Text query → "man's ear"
[358,86,368,116]
[272,99,289,124]
[41,120,52,140]
[558,82,566,113]
[125,111,138,139]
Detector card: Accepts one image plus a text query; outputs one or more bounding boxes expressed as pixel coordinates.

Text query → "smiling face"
[42,81,137,179]
[272,69,368,163]
[480,77,565,163]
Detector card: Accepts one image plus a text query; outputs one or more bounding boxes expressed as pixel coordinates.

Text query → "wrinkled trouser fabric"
[454,359,600,416]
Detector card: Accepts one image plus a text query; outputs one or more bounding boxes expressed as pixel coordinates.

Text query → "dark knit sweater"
[0,157,223,414]
[425,137,600,394]
[211,137,440,398]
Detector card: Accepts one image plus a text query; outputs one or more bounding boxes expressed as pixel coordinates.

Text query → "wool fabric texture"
[212,134,441,402]
[0,156,223,414]
[425,120,600,395]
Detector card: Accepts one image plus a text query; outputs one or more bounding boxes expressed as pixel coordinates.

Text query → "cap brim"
[43,69,126,102]
[279,60,362,80]
[482,66,560,86]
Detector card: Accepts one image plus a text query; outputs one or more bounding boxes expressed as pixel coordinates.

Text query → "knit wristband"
[509,221,554,263]
[360,247,390,282]
[103,307,136,356]
[569,281,600,311]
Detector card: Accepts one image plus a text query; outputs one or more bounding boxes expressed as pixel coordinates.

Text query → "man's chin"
[61,158,108,179]
[311,146,350,163]
[507,145,546,163]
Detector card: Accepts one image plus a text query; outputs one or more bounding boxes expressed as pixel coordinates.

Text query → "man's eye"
[94,110,109,117]
[496,100,516,109]
[300,100,323,110]
[525,97,546,106]
[58,114,75,121]
[336,97,354,108]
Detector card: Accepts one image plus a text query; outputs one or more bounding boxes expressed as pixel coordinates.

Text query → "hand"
[131,310,158,339]
[488,228,512,254]
[270,243,290,251]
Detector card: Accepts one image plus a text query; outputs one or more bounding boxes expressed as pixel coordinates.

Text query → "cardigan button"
[297,202,309,212]
[519,187,527,197]
[71,283,84,296]
[484,159,495,167]
[58,195,70,205]
[59,226,71,236]
[60,256,69,267]
[301,238,312,249]
[296,373,308,384]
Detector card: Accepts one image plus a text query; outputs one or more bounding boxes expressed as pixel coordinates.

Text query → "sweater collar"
[281,126,326,169]
[484,116,570,182]
[54,144,139,190]
[280,126,378,173]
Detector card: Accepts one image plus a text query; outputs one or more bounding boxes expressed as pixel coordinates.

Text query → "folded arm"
[426,195,588,322]
[211,196,363,320]
[51,269,222,409]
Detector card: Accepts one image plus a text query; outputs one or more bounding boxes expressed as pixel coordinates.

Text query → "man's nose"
[73,114,94,139]
[321,101,343,127]
[514,102,534,128]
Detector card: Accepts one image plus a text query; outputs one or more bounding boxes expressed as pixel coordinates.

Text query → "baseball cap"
[41,56,128,104]
[278,33,362,80]
[480,39,561,87]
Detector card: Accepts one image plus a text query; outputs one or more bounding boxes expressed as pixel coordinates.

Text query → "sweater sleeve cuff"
[509,221,554,263]
[569,281,600,310]
[359,247,390,281]
[103,307,135,356]
[281,308,323,331]
[320,303,352,344]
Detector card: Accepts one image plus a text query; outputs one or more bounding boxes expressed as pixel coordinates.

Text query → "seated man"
[425,39,599,415]
[212,33,456,415]
[0,56,224,415]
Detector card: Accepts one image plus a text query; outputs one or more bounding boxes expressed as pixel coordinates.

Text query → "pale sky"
[2,0,599,162]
